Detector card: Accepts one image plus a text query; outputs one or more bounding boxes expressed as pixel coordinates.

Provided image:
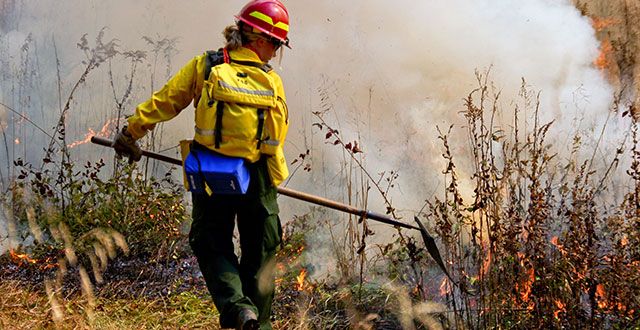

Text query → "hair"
[223,24,243,50]
[223,22,258,50]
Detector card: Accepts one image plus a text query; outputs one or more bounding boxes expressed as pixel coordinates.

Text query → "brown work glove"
[112,126,142,163]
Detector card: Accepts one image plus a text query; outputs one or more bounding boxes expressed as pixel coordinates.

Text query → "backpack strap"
[214,100,224,149]
[205,48,228,149]
[205,48,270,150]
[204,48,227,80]
[256,108,266,148]
[204,48,270,78]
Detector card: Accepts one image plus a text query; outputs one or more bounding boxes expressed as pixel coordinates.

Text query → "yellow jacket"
[126,47,289,186]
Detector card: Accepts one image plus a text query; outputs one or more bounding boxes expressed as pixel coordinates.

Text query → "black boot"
[236,308,259,330]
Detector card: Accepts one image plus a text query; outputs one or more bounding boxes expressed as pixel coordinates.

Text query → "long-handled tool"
[90,136,455,284]
[91,136,420,230]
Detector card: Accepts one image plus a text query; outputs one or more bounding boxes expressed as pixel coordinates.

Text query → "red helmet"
[236,0,290,44]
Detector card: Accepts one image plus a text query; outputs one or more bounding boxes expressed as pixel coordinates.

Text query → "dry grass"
[419,74,640,329]
[2,12,640,329]
[0,280,219,330]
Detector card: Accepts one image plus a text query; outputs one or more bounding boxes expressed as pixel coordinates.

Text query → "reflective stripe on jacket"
[126,47,289,186]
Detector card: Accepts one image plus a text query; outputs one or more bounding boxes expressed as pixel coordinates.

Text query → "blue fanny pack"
[183,144,250,195]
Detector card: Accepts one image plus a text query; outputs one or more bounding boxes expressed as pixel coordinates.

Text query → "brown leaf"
[352,141,362,154]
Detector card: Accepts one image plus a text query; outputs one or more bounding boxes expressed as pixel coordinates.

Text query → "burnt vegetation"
[0,24,639,330]
[423,74,639,329]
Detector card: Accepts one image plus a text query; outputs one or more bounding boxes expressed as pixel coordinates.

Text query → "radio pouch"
[183,142,250,195]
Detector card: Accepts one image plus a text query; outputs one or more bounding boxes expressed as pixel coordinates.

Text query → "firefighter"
[111,1,291,329]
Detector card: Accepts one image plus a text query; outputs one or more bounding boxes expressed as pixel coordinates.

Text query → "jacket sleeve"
[126,55,205,139]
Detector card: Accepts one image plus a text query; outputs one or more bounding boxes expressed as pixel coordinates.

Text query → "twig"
[0,102,59,144]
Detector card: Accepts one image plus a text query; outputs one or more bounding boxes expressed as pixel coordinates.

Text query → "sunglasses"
[269,38,284,51]
[257,34,288,51]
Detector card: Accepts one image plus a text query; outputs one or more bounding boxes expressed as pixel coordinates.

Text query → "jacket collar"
[229,47,264,64]
[228,47,272,72]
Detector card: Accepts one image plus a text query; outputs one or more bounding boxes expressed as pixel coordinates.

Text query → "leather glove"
[112,126,142,163]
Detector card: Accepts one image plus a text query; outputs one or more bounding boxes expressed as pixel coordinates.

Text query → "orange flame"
[595,283,633,315]
[595,283,626,311]
[439,277,451,296]
[480,246,492,278]
[9,249,58,270]
[596,284,608,309]
[553,300,566,319]
[68,128,96,149]
[288,245,305,263]
[550,236,568,257]
[620,236,629,247]
[295,268,307,291]
[589,17,619,72]
[68,117,123,149]
[520,267,535,303]
[591,17,620,31]
[515,252,535,310]
[9,249,37,265]
[594,39,614,71]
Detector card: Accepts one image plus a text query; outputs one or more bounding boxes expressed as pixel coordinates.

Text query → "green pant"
[189,158,282,329]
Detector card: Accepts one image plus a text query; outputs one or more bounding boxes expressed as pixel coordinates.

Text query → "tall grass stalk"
[426,73,638,329]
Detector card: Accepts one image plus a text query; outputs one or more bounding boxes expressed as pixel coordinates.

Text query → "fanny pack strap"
[190,142,210,194]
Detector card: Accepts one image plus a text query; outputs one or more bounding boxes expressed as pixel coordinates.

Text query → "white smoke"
[0,0,630,257]
[282,0,622,211]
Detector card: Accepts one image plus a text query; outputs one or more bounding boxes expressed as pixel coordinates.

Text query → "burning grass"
[417,75,640,329]
[0,213,414,329]
[4,89,639,329]
[0,27,639,330]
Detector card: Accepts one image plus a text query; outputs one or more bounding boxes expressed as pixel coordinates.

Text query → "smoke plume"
[0,0,630,255]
